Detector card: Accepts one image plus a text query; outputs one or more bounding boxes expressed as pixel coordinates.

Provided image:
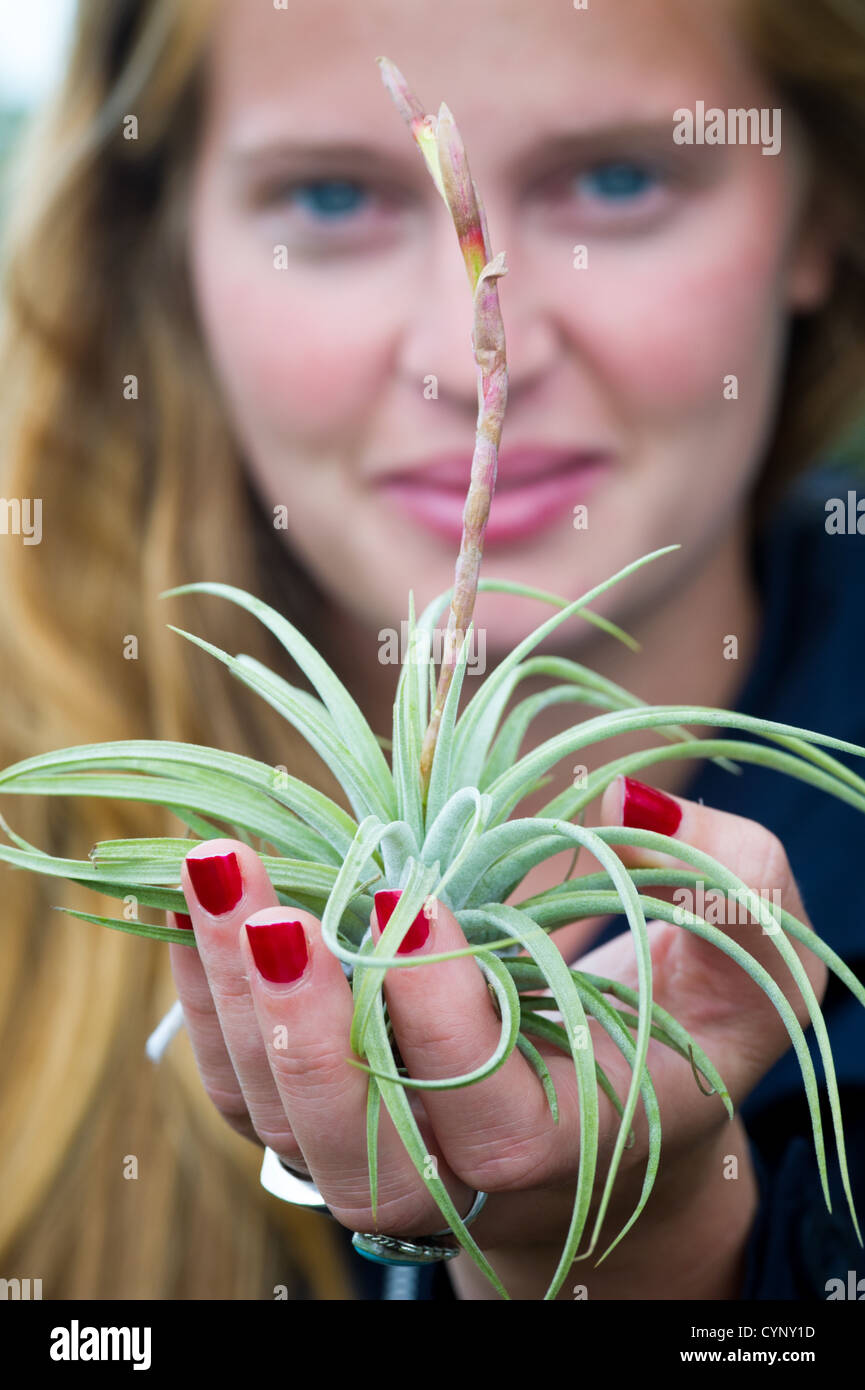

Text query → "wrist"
[448,1117,759,1301]
[581,1117,759,1299]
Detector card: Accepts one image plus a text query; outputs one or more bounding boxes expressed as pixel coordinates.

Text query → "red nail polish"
[246,919,308,984]
[187,850,243,915]
[621,776,682,836]
[174,912,193,931]
[374,889,430,954]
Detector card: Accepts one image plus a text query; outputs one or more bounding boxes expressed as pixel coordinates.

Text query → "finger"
[370,890,570,1195]
[177,838,307,1164]
[168,908,261,1147]
[240,904,475,1235]
[600,773,811,935]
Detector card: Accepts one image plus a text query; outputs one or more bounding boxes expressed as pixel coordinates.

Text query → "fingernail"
[374,889,431,954]
[621,776,683,836]
[186,850,243,915]
[174,912,193,931]
[246,918,308,984]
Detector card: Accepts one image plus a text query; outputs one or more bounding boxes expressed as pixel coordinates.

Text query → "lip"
[375,447,611,545]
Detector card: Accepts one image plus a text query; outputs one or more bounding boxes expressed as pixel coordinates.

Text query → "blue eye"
[291,179,369,219]
[577,162,658,201]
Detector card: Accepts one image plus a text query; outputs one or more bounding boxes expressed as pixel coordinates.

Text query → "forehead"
[199,0,765,151]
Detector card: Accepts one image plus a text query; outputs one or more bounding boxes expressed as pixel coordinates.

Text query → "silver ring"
[259,1146,488,1264]
[351,1188,488,1266]
[259,1147,332,1213]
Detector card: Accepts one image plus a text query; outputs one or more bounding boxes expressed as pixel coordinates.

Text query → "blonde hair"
[0,0,863,1298]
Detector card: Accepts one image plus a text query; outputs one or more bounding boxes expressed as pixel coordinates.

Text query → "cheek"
[573,187,793,420]
[192,225,393,446]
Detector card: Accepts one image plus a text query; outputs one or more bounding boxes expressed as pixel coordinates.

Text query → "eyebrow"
[228,140,421,176]
[228,120,720,182]
[505,121,718,180]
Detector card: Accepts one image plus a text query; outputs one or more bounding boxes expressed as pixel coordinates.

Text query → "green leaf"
[365,1071,382,1227]
[457,901,602,1299]
[423,624,475,829]
[504,950,731,1118]
[0,740,363,863]
[3,771,328,860]
[480,660,739,790]
[165,624,396,824]
[539,738,865,826]
[378,820,420,888]
[463,814,659,1278]
[53,905,196,946]
[160,581,395,797]
[518,1011,635,1146]
[353,944,510,1297]
[346,852,438,1053]
[514,1030,560,1123]
[421,785,492,904]
[581,831,855,1235]
[392,592,425,846]
[347,946,521,1089]
[449,548,681,792]
[485,706,865,825]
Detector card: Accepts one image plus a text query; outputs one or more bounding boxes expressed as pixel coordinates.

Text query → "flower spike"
[376,58,509,803]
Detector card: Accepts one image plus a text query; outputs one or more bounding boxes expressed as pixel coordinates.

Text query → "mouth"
[374,447,612,546]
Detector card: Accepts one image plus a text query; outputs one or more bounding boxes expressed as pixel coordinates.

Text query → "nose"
[395,209,560,409]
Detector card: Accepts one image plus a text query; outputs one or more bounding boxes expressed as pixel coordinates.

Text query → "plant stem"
[376,57,509,807]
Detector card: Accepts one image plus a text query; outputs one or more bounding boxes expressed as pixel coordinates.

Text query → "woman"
[0,0,863,1300]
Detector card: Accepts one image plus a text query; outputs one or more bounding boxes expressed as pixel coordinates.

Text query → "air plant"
[2,58,865,1303]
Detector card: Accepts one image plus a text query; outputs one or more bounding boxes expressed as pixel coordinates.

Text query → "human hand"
[514,774,830,1300]
[166,774,828,1299]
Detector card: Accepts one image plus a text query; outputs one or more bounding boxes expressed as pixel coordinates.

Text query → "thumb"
[598,773,809,928]
[587,774,828,1092]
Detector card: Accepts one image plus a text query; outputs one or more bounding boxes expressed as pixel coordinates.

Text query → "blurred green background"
[0,0,76,221]
[0,106,28,220]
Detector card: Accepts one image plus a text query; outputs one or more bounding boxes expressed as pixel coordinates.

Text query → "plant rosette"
[2,59,865,1302]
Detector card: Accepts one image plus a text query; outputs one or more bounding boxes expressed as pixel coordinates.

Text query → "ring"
[259,1147,333,1213]
[260,1146,488,1264]
[351,1187,489,1266]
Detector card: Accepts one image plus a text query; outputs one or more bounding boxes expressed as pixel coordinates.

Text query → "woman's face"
[187,0,832,656]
